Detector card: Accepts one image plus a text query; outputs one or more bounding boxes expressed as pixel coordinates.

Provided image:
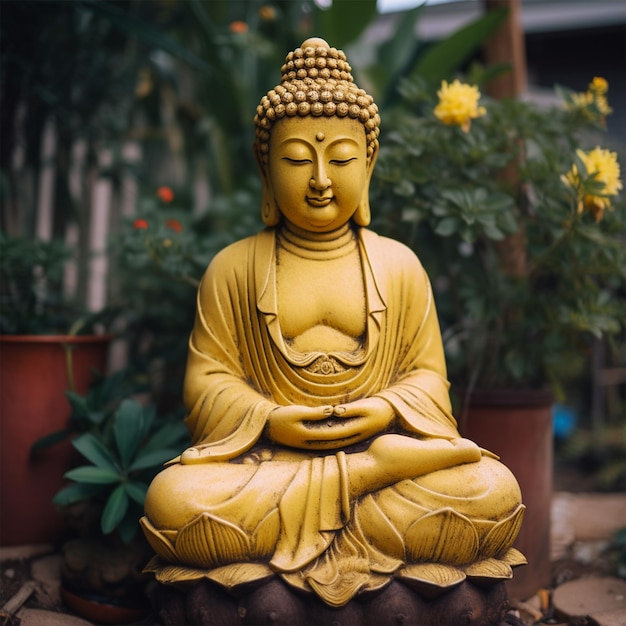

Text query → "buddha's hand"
[179,443,222,464]
[331,397,395,440]
[368,434,481,478]
[268,398,395,450]
[266,404,336,449]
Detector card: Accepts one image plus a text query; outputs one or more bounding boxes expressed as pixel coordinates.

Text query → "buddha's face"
[268,116,371,232]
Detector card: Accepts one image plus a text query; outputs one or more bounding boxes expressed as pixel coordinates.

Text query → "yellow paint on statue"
[140,38,526,607]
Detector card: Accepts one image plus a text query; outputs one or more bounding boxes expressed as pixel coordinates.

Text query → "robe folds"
[141,226,525,606]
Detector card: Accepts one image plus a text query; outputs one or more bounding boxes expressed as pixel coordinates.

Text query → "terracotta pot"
[0,334,112,546]
[61,586,148,625]
[60,534,152,625]
[457,388,553,601]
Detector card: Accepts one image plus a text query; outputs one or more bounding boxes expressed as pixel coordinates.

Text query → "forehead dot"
[316,132,325,142]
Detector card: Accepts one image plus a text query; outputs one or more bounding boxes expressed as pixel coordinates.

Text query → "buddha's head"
[254,38,381,229]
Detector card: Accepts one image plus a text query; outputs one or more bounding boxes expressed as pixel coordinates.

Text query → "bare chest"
[276,250,367,353]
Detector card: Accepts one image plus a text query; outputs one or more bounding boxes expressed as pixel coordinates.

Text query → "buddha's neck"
[278,221,358,260]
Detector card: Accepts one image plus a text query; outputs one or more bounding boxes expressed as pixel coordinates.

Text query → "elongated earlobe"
[353,198,371,226]
[353,145,378,227]
[255,144,281,226]
[262,196,281,226]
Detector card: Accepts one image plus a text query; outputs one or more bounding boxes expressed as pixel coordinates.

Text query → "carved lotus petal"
[464,557,512,585]
[142,554,162,575]
[140,516,177,563]
[500,547,527,568]
[206,562,275,591]
[283,550,372,608]
[306,568,371,608]
[177,512,251,568]
[281,570,313,594]
[356,494,405,560]
[252,508,280,558]
[481,504,525,558]
[398,563,466,598]
[358,572,393,593]
[142,555,210,584]
[154,563,209,584]
[404,508,479,564]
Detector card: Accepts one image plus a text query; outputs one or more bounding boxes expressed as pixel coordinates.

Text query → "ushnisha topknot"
[254,37,381,165]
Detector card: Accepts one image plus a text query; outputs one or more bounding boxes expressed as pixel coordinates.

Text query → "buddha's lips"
[307,196,333,207]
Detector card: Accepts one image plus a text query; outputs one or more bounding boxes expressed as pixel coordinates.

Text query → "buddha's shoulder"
[362,228,425,270]
[207,231,272,271]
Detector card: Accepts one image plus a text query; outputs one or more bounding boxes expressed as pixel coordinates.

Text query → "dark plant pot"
[0,334,112,546]
[60,535,152,625]
[61,586,148,625]
[457,388,554,602]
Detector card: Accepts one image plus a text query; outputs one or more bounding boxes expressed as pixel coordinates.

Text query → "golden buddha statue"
[141,38,525,610]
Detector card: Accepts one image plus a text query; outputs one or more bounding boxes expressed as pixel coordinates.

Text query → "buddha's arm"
[180,242,282,459]
[346,434,481,499]
[367,239,460,439]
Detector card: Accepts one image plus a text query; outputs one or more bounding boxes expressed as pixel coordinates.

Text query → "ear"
[254,143,281,227]
[353,141,379,227]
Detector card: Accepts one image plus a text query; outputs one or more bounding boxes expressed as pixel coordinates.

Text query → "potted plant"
[373,75,623,391]
[371,75,624,597]
[50,379,189,624]
[0,233,114,545]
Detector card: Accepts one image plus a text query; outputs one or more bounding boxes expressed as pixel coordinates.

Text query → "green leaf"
[117,511,140,544]
[72,432,118,471]
[374,5,424,104]
[481,220,505,240]
[431,203,450,217]
[435,217,461,237]
[484,192,515,212]
[411,7,508,87]
[460,226,477,244]
[129,448,181,473]
[141,421,189,456]
[140,404,157,440]
[441,189,471,210]
[52,482,106,507]
[101,484,129,535]
[114,399,145,468]
[31,429,72,451]
[393,179,415,197]
[377,5,423,74]
[64,466,121,484]
[498,210,519,234]
[505,351,526,381]
[314,0,378,49]
[125,481,148,506]
[65,390,89,415]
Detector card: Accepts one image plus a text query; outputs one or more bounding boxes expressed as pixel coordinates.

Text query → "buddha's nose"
[309,162,331,190]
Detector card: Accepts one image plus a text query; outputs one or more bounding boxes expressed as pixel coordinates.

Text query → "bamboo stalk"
[1,581,37,618]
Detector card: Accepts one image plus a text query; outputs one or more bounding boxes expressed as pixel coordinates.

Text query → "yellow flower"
[433,80,486,132]
[595,94,612,119]
[563,147,623,221]
[565,77,612,122]
[589,77,608,95]
[569,91,593,110]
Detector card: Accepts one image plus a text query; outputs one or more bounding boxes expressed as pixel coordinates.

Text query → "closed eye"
[330,158,357,165]
[282,157,312,164]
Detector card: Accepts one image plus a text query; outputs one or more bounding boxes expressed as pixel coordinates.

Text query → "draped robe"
[141,226,525,606]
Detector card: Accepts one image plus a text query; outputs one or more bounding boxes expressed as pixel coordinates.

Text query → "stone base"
[150,578,509,626]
